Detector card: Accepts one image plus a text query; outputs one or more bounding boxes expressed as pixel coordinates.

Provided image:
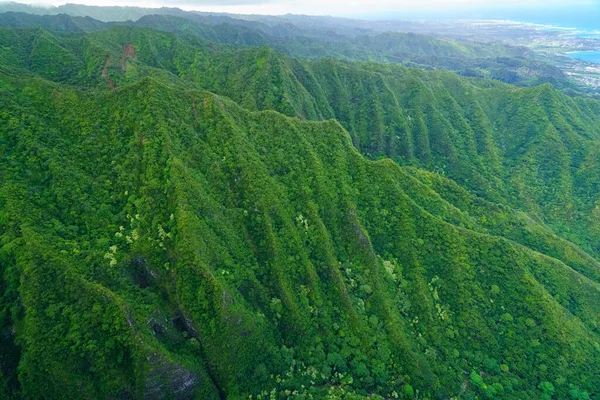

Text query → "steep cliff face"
[1,24,600,400]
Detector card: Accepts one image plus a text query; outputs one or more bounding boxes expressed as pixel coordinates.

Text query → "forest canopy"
[1,8,600,400]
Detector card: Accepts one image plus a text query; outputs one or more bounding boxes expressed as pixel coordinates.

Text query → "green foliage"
[0,10,571,90]
[470,371,485,389]
[539,381,555,399]
[402,383,414,398]
[1,19,600,400]
[569,385,591,400]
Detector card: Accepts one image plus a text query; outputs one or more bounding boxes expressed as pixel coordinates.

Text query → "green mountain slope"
[0,11,569,89]
[0,2,192,22]
[2,24,599,270]
[1,23,600,400]
[44,24,593,256]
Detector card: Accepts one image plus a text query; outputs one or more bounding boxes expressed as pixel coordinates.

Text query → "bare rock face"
[101,56,116,89]
[144,353,198,400]
[123,43,137,59]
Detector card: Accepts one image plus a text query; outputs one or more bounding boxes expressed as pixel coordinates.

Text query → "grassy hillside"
[1,23,600,400]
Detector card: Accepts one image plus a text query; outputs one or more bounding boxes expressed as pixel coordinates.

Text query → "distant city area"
[367,18,600,95]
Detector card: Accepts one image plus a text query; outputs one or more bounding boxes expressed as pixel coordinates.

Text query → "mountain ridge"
[0,9,571,89]
[0,14,599,400]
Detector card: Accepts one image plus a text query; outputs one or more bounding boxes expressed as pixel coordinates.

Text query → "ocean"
[567,51,600,64]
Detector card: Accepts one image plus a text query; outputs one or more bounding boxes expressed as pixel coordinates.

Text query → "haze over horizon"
[3,0,600,26]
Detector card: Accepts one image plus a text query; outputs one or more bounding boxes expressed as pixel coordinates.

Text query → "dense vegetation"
[0,10,570,89]
[1,10,600,400]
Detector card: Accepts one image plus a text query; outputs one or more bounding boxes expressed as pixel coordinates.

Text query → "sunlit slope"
[1,24,600,399]
[0,10,568,88]
[75,26,600,255]
[1,67,600,398]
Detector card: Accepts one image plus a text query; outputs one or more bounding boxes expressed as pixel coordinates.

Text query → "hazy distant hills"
[0,1,191,21]
[0,9,571,89]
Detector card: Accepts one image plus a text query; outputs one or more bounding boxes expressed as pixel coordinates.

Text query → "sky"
[9,0,600,23]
